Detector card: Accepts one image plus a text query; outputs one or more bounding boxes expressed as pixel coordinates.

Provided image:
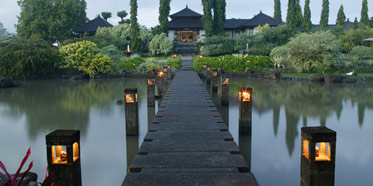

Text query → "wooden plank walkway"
[122,57,258,186]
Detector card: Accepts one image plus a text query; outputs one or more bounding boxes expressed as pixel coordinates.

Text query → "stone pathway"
[122,56,258,186]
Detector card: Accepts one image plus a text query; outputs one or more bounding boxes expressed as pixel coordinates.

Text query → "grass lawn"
[355,73,373,78]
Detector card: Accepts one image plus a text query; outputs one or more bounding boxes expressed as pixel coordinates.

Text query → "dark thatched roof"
[72,16,113,34]
[224,19,250,29]
[244,11,283,28]
[170,6,203,19]
[168,18,204,29]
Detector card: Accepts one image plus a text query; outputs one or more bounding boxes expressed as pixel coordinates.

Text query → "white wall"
[168,30,175,42]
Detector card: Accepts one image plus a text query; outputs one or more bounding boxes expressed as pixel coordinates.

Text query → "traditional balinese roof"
[170,5,203,19]
[224,19,250,29]
[244,11,283,28]
[168,18,204,29]
[72,16,113,34]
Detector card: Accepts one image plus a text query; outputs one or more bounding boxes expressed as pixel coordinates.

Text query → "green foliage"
[320,0,330,30]
[262,24,297,45]
[340,28,371,52]
[166,56,182,69]
[202,0,214,37]
[59,41,113,78]
[149,33,173,56]
[336,5,346,27]
[360,0,369,25]
[274,0,282,21]
[349,46,373,60]
[118,55,145,70]
[17,0,87,42]
[98,45,125,73]
[286,0,302,29]
[117,10,128,22]
[255,24,270,33]
[159,0,171,34]
[130,0,140,53]
[200,36,236,56]
[213,0,226,35]
[193,54,273,73]
[0,36,59,79]
[101,12,112,20]
[354,17,360,29]
[270,45,291,69]
[287,31,341,73]
[303,0,312,32]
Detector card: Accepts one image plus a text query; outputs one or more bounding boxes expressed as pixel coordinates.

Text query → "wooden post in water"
[46,130,82,186]
[221,77,229,106]
[147,76,155,107]
[203,64,208,78]
[156,70,164,98]
[206,66,211,85]
[301,127,336,186]
[211,70,218,92]
[239,87,252,135]
[125,88,139,136]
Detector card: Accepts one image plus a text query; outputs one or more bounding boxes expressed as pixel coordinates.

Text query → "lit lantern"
[147,77,155,107]
[203,64,208,69]
[126,36,131,55]
[46,130,81,186]
[198,54,203,58]
[239,87,252,102]
[172,54,177,58]
[212,70,218,77]
[207,66,211,72]
[125,89,138,103]
[163,67,168,73]
[222,77,229,85]
[301,126,336,186]
[147,79,155,86]
[125,88,139,136]
[157,71,164,78]
[167,64,171,69]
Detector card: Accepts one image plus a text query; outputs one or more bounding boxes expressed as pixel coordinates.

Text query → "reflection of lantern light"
[239,88,252,102]
[223,78,229,85]
[158,71,164,78]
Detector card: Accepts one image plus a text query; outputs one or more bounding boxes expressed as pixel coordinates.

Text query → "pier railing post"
[206,66,211,85]
[211,70,218,92]
[125,88,139,136]
[156,70,164,98]
[221,77,229,106]
[46,130,82,186]
[301,127,336,186]
[203,64,207,78]
[239,87,252,135]
[147,76,155,107]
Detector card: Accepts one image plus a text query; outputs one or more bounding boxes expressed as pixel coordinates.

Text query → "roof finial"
[260,10,262,14]
[186,4,188,9]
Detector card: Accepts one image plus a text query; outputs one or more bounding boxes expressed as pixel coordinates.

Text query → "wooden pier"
[122,57,258,186]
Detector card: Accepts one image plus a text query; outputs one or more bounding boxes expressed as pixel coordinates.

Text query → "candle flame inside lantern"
[212,72,218,77]
[172,54,177,58]
[126,94,134,103]
[203,64,207,68]
[158,71,164,78]
[199,54,203,58]
[148,79,154,85]
[315,142,331,162]
[127,45,130,53]
[239,90,251,102]
[207,67,211,71]
[223,78,229,85]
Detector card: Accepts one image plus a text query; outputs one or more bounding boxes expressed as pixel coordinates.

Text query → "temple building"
[168,6,283,43]
[72,16,113,36]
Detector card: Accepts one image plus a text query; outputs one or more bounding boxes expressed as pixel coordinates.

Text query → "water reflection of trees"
[228,79,373,156]
[0,80,125,140]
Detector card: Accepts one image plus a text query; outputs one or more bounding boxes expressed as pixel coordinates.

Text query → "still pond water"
[0,78,372,186]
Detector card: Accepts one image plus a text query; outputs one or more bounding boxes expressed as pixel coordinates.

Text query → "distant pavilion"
[72,16,113,36]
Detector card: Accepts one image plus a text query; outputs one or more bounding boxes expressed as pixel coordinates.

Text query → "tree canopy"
[336,5,346,27]
[303,0,311,32]
[320,0,329,30]
[159,0,171,34]
[101,12,112,21]
[360,0,369,25]
[130,0,140,53]
[274,0,282,22]
[202,0,213,37]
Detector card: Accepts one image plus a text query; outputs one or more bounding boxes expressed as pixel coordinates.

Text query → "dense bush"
[349,46,373,60]
[149,33,173,56]
[339,28,373,53]
[0,36,60,79]
[59,41,113,78]
[270,45,291,69]
[193,54,273,73]
[118,55,145,71]
[287,31,341,73]
[98,45,125,73]
[262,24,298,46]
[200,36,236,56]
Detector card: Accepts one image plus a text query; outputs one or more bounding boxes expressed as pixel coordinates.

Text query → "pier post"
[211,70,218,92]
[46,130,82,186]
[163,67,169,83]
[156,71,164,98]
[239,87,252,135]
[167,64,172,80]
[147,76,155,107]
[206,66,211,85]
[203,64,207,78]
[221,77,229,106]
[125,88,139,136]
[301,127,336,186]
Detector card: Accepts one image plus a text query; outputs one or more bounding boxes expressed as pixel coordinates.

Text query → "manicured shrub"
[200,36,236,56]
[287,31,341,73]
[59,41,113,78]
[270,45,291,69]
[149,33,173,56]
[118,55,145,71]
[349,46,373,60]
[193,54,273,73]
[0,36,60,79]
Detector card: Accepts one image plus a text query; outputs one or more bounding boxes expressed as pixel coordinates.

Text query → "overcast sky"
[0,0,370,33]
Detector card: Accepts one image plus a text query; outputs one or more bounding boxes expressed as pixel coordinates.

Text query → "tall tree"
[17,0,87,41]
[320,0,329,30]
[360,0,369,25]
[159,0,171,34]
[303,0,311,32]
[0,21,7,36]
[213,0,226,35]
[117,10,129,24]
[202,0,213,37]
[101,12,112,21]
[130,0,140,53]
[274,0,282,21]
[286,0,302,29]
[336,5,346,27]
[354,17,359,29]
